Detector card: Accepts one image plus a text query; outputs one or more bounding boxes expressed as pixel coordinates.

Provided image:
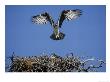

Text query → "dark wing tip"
[32,16,37,18]
[42,12,49,16]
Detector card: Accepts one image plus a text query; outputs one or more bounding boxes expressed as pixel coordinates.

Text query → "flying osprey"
[32,9,82,40]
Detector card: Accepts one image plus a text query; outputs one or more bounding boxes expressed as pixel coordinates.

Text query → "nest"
[50,32,65,40]
[6,53,105,72]
[7,54,82,72]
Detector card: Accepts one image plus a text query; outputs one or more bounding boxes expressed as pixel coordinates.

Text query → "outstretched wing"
[58,9,82,28]
[32,12,54,27]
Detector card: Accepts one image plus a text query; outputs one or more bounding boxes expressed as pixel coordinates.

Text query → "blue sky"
[5,5,106,71]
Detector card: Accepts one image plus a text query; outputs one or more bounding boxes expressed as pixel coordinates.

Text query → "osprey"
[32,9,82,40]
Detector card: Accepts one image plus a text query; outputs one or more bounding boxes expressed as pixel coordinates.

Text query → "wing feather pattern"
[32,12,54,27]
[58,9,82,28]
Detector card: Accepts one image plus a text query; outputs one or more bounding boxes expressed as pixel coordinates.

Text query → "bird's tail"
[50,32,65,40]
